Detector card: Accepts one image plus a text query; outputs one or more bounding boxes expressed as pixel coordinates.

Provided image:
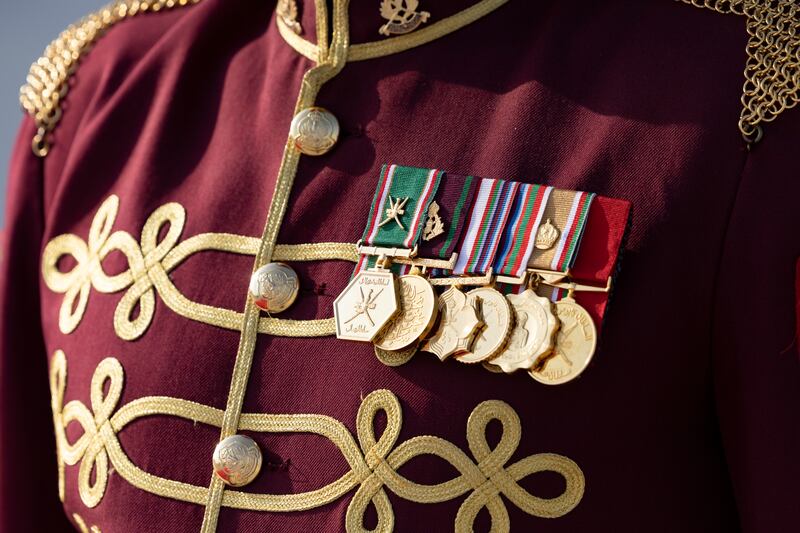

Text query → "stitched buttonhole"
[304,281,327,296]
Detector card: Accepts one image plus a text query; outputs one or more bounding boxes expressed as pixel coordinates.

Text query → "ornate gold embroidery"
[678,0,800,143]
[51,352,585,529]
[50,350,67,503]
[20,0,204,157]
[73,513,102,533]
[41,195,358,340]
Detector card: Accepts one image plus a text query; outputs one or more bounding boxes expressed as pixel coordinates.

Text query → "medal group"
[333,165,608,385]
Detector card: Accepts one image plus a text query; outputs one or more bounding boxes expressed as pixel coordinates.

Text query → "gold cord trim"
[51,351,585,530]
[41,194,357,340]
[19,0,204,157]
[201,0,351,530]
[277,0,509,63]
[677,0,800,143]
[72,513,102,533]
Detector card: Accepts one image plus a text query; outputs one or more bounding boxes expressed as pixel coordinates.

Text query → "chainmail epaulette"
[18,0,203,158]
[678,0,799,143]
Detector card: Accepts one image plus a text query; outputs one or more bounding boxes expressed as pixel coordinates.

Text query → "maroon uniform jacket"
[2,0,799,531]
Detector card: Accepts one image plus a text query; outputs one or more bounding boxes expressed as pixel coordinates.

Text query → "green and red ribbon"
[361,164,442,248]
[356,164,443,273]
[493,183,554,277]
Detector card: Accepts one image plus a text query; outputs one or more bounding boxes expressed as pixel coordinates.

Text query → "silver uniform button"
[212,435,263,487]
[289,107,339,155]
[249,262,300,313]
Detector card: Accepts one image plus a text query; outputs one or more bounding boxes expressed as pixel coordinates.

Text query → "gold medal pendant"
[374,269,438,351]
[334,269,398,342]
[490,289,559,373]
[455,287,514,364]
[374,340,419,367]
[530,294,597,385]
[422,286,482,361]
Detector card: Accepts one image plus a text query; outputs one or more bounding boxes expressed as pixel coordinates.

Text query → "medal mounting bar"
[496,268,571,287]
[429,268,494,287]
[393,252,458,271]
[357,242,417,259]
[357,241,458,271]
[496,269,612,294]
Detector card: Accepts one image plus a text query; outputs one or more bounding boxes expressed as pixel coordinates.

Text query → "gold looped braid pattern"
[51,351,585,531]
[41,194,357,340]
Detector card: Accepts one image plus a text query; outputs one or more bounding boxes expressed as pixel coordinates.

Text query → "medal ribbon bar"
[453,178,520,275]
[493,183,554,278]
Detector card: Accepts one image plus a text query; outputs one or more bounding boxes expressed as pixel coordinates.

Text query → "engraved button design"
[212,435,263,487]
[249,262,300,313]
[289,107,340,156]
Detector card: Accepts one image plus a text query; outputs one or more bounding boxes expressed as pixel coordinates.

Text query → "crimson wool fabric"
[1,1,799,532]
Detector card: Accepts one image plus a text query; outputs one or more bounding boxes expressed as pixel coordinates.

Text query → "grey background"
[0,0,103,223]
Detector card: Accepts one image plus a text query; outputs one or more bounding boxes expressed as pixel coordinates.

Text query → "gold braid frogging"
[41,194,358,341]
[50,351,585,531]
[678,0,800,143]
[72,514,101,533]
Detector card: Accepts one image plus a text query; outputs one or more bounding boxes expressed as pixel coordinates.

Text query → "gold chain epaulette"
[18,0,202,158]
[678,0,800,143]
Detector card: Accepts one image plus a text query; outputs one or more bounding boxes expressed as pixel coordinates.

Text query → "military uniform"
[2,0,799,531]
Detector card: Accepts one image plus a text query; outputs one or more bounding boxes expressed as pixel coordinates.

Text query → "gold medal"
[374,341,419,367]
[491,289,559,373]
[374,272,437,351]
[422,286,482,361]
[530,295,596,385]
[334,269,398,342]
[455,287,514,364]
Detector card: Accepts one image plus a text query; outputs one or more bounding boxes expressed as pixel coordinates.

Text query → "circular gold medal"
[530,296,597,385]
[374,274,437,351]
[491,289,559,373]
[374,341,419,367]
[422,286,482,361]
[456,287,513,364]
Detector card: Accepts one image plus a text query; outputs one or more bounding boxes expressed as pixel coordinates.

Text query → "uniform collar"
[279,0,509,62]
